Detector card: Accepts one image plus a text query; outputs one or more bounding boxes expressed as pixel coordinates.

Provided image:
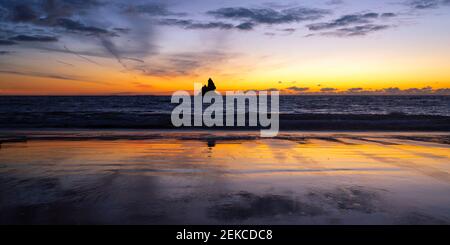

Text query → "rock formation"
[201,78,216,96]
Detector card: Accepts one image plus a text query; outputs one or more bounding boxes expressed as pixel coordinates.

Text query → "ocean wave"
[0,95,449,130]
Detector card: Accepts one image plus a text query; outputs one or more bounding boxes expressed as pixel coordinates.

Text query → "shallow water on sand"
[1,131,449,224]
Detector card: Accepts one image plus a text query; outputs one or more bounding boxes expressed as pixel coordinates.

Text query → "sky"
[0,0,450,95]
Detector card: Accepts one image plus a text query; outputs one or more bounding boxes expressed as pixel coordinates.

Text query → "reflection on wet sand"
[0,131,449,224]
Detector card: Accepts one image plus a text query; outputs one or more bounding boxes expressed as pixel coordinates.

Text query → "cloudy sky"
[0,0,449,95]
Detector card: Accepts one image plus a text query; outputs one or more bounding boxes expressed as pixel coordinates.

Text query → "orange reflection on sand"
[1,132,450,224]
[2,133,448,182]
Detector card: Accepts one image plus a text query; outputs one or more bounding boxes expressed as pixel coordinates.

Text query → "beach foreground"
[1,130,449,224]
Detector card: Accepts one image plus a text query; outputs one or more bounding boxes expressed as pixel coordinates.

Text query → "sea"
[0,95,448,130]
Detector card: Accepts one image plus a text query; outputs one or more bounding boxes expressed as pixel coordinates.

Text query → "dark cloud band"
[208,7,330,25]
[10,35,58,42]
[307,12,390,31]
[158,18,251,31]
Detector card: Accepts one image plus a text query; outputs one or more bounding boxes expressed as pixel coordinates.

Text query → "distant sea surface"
[0,95,449,130]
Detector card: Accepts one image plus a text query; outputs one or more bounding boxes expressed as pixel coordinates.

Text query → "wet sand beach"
[1,130,449,224]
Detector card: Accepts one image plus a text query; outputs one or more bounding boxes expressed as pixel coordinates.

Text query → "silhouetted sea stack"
[201,78,217,95]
